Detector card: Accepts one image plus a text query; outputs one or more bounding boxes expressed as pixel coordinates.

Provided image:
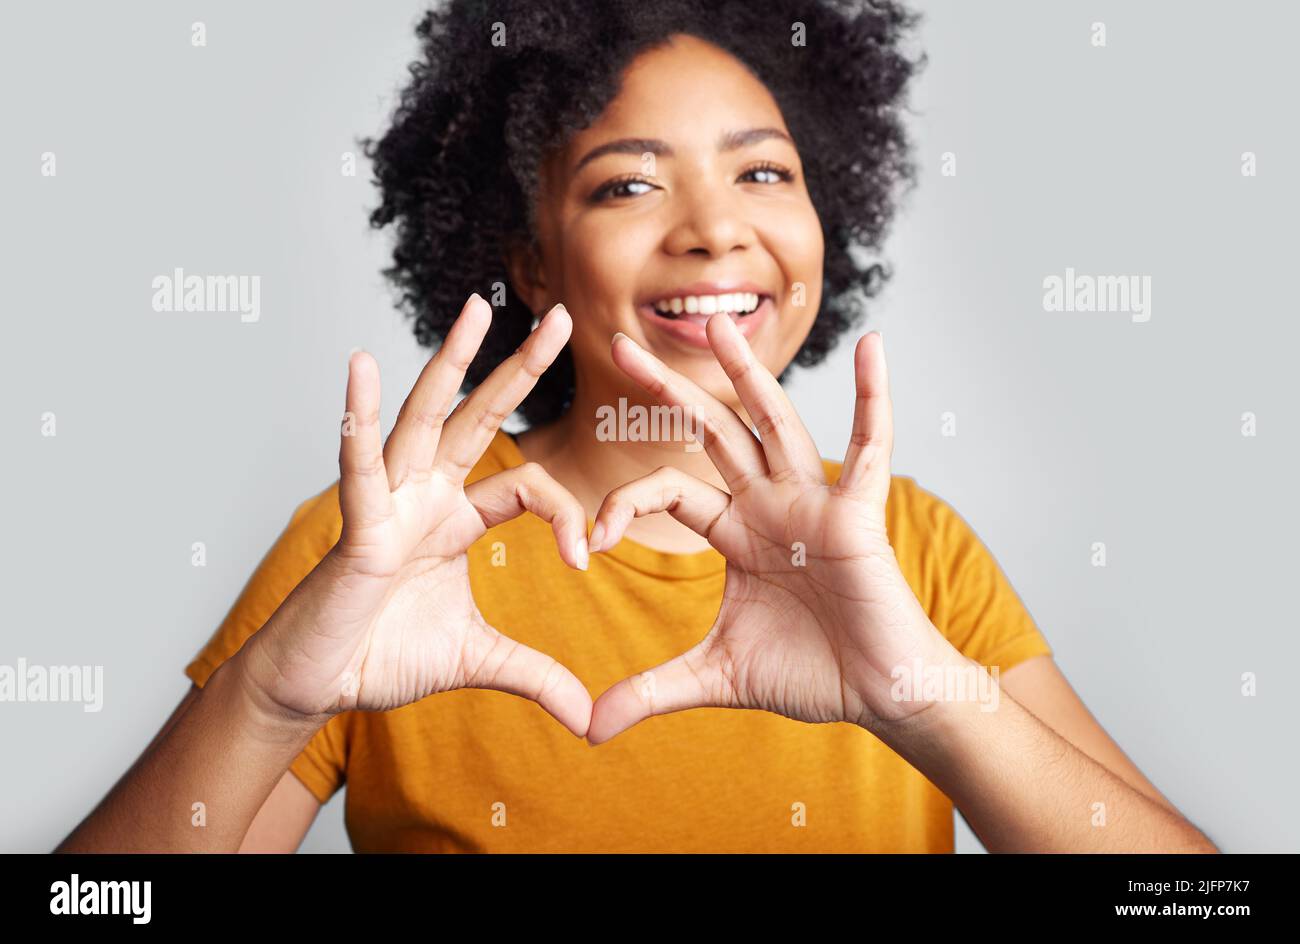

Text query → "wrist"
[215,649,331,746]
[860,635,997,748]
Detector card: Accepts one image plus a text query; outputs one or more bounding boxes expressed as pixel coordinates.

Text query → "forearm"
[56,653,325,853]
[869,652,1218,853]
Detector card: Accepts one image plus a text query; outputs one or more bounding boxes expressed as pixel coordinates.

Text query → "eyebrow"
[572,127,793,173]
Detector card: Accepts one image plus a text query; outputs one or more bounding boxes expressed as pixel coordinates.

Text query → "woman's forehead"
[556,37,789,171]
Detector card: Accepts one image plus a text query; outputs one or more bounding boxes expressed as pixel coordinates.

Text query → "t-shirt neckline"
[494,430,726,580]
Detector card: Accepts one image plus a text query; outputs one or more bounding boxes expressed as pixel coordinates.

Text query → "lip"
[636,280,776,350]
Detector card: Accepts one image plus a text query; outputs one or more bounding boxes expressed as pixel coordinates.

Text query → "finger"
[587,465,730,554]
[462,626,593,738]
[702,314,825,483]
[609,331,768,493]
[464,462,590,570]
[338,350,393,533]
[383,294,492,489]
[586,640,732,745]
[837,331,894,503]
[435,303,572,483]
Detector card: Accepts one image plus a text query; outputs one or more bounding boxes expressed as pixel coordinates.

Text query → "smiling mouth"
[647,292,767,321]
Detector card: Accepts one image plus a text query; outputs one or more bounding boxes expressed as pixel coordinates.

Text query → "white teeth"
[651,292,762,316]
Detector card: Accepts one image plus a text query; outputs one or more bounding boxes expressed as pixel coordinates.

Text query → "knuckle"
[343,453,385,478]
[768,466,801,485]
[723,354,752,380]
[441,347,475,374]
[754,409,786,439]
[522,354,549,380]
[729,468,762,496]
[537,659,565,701]
[407,403,446,432]
[476,403,512,429]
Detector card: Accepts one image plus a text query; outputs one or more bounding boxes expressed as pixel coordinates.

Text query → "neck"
[514,377,745,554]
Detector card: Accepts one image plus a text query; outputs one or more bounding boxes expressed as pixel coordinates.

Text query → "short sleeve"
[921,486,1053,673]
[184,481,349,804]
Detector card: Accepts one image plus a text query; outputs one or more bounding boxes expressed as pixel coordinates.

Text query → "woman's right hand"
[235,295,593,736]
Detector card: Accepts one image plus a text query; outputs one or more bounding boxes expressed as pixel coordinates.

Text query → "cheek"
[561,216,646,309]
[552,216,650,367]
[765,206,825,353]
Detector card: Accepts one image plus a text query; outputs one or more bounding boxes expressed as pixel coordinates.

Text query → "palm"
[587,318,954,744]
[243,298,593,736]
[697,482,931,725]
[362,574,530,714]
[346,502,485,712]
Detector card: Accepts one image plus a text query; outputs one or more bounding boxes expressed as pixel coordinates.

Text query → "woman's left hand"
[586,314,967,744]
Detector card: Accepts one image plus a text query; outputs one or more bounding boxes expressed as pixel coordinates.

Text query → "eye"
[590,174,659,202]
[738,161,795,185]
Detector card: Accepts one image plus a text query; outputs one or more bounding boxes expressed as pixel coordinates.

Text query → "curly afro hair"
[363,0,921,427]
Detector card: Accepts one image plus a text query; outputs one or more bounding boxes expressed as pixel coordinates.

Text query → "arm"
[583,322,1217,852]
[154,683,326,854]
[56,662,326,853]
[59,296,592,853]
[871,651,1218,853]
[999,655,1180,813]
[239,770,322,853]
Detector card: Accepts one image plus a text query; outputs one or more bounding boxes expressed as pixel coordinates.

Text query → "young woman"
[59,0,1216,853]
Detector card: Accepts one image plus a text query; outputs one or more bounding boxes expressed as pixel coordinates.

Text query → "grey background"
[2,1,1295,853]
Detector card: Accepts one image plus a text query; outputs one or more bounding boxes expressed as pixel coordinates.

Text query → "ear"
[504,237,548,317]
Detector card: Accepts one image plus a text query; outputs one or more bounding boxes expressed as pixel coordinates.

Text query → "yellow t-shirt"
[185,429,1051,852]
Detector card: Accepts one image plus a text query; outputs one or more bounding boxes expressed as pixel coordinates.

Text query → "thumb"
[460,623,593,738]
[587,640,730,745]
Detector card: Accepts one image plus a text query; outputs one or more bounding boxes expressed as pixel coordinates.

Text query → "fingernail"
[612,331,633,347]
[574,538,589,571]
[588,522,605,553]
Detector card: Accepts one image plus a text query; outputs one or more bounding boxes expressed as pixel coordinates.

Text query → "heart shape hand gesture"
[241,296,959,748]
[584,314,960,743]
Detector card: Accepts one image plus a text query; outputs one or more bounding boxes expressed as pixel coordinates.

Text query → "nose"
[661,179,757,258]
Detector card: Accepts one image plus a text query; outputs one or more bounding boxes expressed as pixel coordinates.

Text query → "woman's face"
[519,33,825,414]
